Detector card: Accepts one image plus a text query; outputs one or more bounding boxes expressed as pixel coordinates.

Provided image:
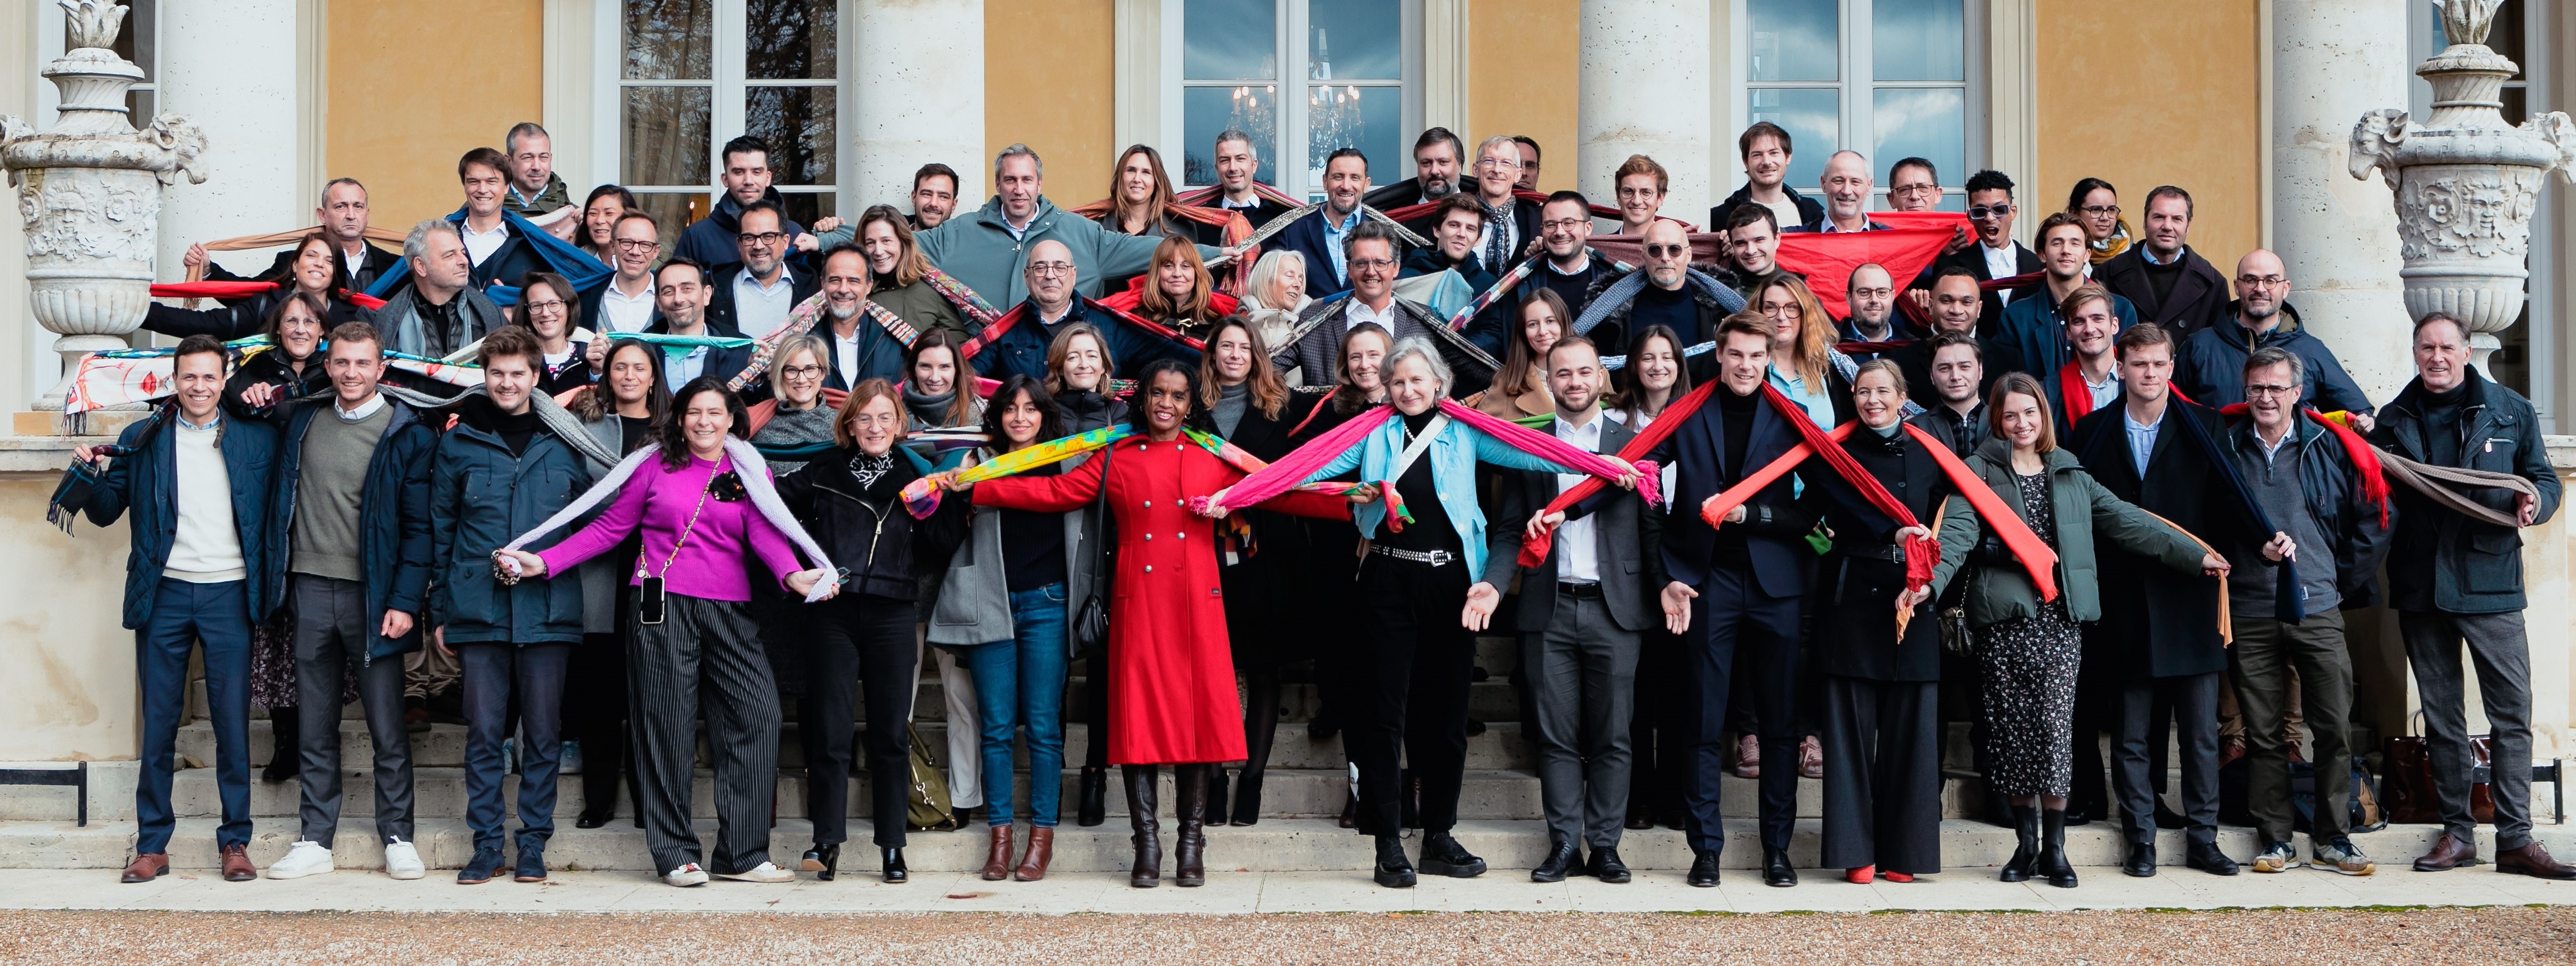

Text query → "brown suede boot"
[979,824,1013,881]
[1015,827,1054,881]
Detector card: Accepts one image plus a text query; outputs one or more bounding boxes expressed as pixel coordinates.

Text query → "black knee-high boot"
[1234,667,1281,825]
[1174,764,1209,887]
[1124,764,1161,888]
[262,705,299,782]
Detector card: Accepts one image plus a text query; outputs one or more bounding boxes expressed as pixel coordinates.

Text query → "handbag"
[1068,442,1115,659]
[903,725,958,831]
[1928,500,1974,656]
[2382,710,2495,825]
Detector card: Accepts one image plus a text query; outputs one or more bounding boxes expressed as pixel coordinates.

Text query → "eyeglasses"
[2244,384,2299,396]
[613,239,662,251]
[849,413,901,427]
[2079,204,2121,216]
[1968,204,2012,221]
[735,232,787,245]
[1644,244,1690,259]
[782,364,824,379]
[1027,262,1074,277]
[1891,184,1940,197]
[1475,157,1520,170]
[1347,258,1396,271]
[1541,218,1588,231]
[1849,286,1895,299]
[522,299,565,314]
[2237,275,2289,288]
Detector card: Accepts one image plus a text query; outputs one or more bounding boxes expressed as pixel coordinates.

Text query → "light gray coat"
[928,454,1102,647]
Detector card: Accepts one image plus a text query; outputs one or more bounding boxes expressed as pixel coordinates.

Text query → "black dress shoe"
[1338,790,1360,829]
[880,847,907,883]
[2123,842,2156,878]
[1531,839,1580,883]
[803,843,839,881]
[1417,832,1487,878]
[1624,812,1654,831]
[2185,839,2240,876]
[1373,836,1416,889]
[1587,847,1631,884]
[575,809,614,830]
[1686,850,1721,888]
[1762,847,1798,887]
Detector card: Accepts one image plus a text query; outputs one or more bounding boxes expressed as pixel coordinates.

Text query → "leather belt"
[1835,543,1908,564]
[1557,580,1604,599]
[1369,544,1457,567]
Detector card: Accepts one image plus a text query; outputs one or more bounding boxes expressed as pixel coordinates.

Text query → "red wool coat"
[975,435,1346,764]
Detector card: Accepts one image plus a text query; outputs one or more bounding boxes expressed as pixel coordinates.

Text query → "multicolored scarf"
[922,265,1002,328]
[959,296,1207,366]
[64,335,480,414]
[1448,257,1541,331]
[1201,397,1652,522]
[896,423,1359,519]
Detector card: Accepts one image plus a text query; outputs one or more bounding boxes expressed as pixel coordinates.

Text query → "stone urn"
[1,0,205,412]
[2349,0,2576,365]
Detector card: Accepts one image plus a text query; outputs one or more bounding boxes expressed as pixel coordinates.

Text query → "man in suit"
[644,258,757,393]
[815,244,901,390]
[1912,169,2040,334]
[1641,313,1824,888]
[1272,148,1378,298]
[2066,322,2245,878]
[2095,185,2229,337]
[185,178,399,293]
[705,200,821,341]
[1280,221,1493,390]
[1484,335,1668,885]
[1467,135,1545,276]
[1792,151,1891,234]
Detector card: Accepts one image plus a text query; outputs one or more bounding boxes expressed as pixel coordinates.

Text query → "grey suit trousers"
[2402,609,2536,850]
[1525,594,1640,850]
[631,592,782,876]
[290,574,416,847]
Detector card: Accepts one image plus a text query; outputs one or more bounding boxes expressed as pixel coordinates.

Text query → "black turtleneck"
[1379,408,1459,555]
[1716,382,1757,483]
[2142,249,2185,309]
[2422,379,2470,466]
[491,406,540,456]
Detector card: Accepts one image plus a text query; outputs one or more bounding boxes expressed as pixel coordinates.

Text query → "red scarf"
[1892,270,2044,330]
[959,296,1207,363]
[2217,405,2392,526]
[150,279,388,311]
[1377,188,1621,225]
[2059,360,2101,424]
[1518,379,1720,568]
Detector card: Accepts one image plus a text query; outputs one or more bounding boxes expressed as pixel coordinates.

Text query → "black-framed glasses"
[1968,204,2011,221]
[1347,258,1396,271]
[2244,384,2299,396]
[736,231,787,245]
[613,239,661,251]
[2079,204,2121,216]
[1541,218,1588,231]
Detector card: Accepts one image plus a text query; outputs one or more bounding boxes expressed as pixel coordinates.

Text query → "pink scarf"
[1198,398,1654,516]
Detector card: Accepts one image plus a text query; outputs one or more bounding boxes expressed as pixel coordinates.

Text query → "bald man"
[1793,151,1889,234]
[2171,249,2375,424]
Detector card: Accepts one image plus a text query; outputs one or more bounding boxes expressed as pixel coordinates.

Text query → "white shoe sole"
[264,864,333,880]
[385,867,426,881]
[712,872,794,883]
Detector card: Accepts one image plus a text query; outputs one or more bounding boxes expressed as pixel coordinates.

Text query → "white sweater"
[164,418,245,582]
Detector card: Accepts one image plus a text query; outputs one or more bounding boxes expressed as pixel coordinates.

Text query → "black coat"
[774,444,966,603]
[2095,244,2229,338]
[1642,386,1824,596]
[1215,195,1296,230]
[2067,399,2240,678]
[2369,368,2563,614]
[205,242,401,295]
[222,349,330,421]
[1889,332,2019,412]
[269,395,440,661]
[1807,418,1949,681]
[1213,385,1328,665]
[142,289,375,342]
[1912,241,2041,339]
[1481,414,1670,634]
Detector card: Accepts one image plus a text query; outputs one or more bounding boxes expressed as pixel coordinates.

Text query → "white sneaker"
[664,862,709,888]
[266,841,334,879]
[713,861,796,883]
[383,838,425,880]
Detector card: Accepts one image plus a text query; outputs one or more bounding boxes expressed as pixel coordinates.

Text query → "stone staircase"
[6,634,2568,876]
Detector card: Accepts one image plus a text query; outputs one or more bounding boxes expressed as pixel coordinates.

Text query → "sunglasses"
[1968,204,2011,221]
[1644,244,1691,259]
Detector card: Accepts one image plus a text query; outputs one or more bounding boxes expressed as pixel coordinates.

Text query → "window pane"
[746,85,835,187]
[625,0,713,81]
[631,193,707,254]
[1184,85,1277,186]
[128,88,154,124]
[1749,88,1838,186]
[1185,0,1276,81]
[1309,0,1399,81]
[624,85,712,186]
[1872,87,1963,194]
[1872,0,1962,82]
[775,192,835,232]
[87,0,155,80]
[746,0,835,80]
[1747,0,1836,82]
[1307,83,1398,192]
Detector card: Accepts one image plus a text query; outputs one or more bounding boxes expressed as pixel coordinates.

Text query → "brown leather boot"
[2412,833,2481,871]
[1124,764,1162,888]
[1015,827,1054,881]
[120,853,168,884]
[979,824,1014,881]
[1174,764,1210,888]
[220,843,257,883]
[2497,842,2576,880]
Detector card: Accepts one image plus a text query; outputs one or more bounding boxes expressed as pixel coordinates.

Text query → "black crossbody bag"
[1069,442,1115,658]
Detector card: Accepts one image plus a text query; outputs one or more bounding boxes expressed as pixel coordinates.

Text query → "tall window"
[617,0,839,251]
[1743,0,1972,209]
[1176,0,1416,200]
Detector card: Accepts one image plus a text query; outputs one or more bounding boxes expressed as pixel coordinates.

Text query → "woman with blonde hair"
[1240,250,1312,371]
[1130,235,1230,339]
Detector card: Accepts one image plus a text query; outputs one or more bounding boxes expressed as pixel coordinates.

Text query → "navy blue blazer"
[1642,387,1822,598]
[1268,208,1355,298]
[85,410,281,629]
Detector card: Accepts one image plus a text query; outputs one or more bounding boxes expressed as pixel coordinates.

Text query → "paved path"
[1,905,2569,965]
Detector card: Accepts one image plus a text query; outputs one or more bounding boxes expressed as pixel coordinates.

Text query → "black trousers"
[1627,627,1687,823]
[802,595,919,849]
[1682,565,1801,855]
[2113,671,2221,847]
[1343,553,1475,837]
[569,632,637,819]
[1819,676,1941,874]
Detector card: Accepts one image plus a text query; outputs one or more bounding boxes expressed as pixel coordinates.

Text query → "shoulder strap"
[1390,414,1449,482]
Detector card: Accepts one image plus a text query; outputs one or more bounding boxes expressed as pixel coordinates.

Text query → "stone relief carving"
[2349,108,2410,195]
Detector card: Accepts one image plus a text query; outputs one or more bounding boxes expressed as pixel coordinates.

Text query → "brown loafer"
[2412,833,2481,872]
[1732,735,1761,779]
[1798,736,1824,781]
[2496,842,2576,880]
[979,824,1014,881]
[120,853,169,884]
[1015,827,1054,881]
[220,843,258,882]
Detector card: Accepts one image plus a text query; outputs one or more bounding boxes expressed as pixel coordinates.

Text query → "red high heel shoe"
[1845,865,1875,884]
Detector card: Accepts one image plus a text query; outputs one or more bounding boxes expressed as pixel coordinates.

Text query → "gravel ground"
[3,907,2571,965]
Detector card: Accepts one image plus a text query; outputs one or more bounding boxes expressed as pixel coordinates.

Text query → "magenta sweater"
[538,453,805,603]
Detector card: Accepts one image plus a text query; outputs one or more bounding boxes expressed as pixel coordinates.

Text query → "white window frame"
[36,0,158,122]
[1728,0,1986,209]
[1159,0,1422,200]
[587,0,851,223]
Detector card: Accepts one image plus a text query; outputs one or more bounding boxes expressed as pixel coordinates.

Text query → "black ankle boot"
[880,847,906,883]
[1123,765,1162,888]
[2038,809,2078,888]
[1229,770,1264,826]
[1373,834,1416,888]
[261,705,299,783]
[2001,805,2040,883]
[1078,765,1108,827]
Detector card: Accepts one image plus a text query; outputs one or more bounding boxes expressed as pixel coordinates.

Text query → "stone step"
[171,719,1541,773]
[10,816,2563,876]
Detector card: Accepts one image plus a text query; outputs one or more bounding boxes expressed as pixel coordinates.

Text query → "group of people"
[85,115,2570,894]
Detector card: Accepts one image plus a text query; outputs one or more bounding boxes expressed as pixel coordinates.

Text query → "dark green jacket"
[1931,437,2206,628]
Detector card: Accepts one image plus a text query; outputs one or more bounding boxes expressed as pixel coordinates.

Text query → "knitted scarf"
[1201,397,1650,519]
[499,435,838,602]
[1570,268,1746,338]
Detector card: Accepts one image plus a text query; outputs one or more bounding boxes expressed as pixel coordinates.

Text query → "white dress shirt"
[460,218,509,267]
[731,266,797,340]
[1552,414,1603,584]
[599,277,657,333]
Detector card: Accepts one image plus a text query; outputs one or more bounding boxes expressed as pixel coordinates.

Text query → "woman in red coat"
[942,358,1349,889]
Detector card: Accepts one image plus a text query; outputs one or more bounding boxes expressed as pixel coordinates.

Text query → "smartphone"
[639,575,667,625]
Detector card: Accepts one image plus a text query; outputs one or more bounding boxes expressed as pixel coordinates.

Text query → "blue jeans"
[136,578,254,855]
[458,642,571,854]
[959,583,1070,827]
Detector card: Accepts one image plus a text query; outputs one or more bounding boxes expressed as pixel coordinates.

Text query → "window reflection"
[1184,85,1277,185]
[1185,0,1274,80]
[1872,0,1963,82]
[746,0,835,80]
[625,0,712,80]
[1750,88,1838,187]
[1872,87,1963,189]
[1308,83,1397,190]
[624,86,712,186]
[1749,0,1838,83]
[1309,0,1398,80]
[746,85,834,186]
